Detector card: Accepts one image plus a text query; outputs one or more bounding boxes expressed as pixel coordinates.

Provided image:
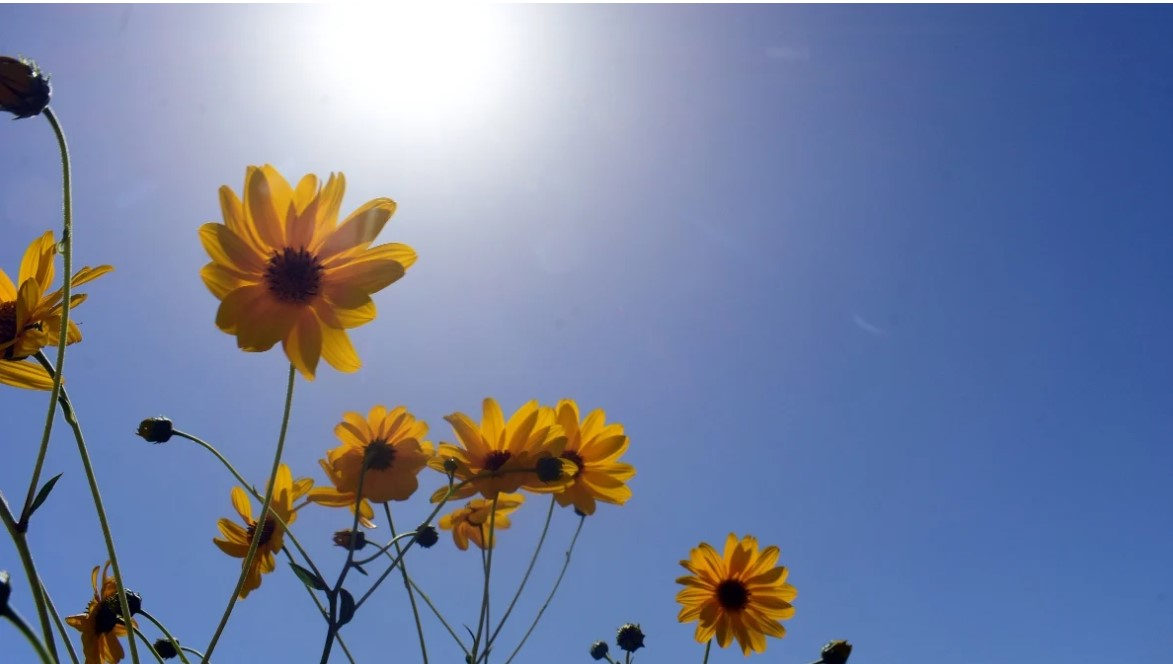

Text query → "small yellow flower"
[308,405,434,524]
[65,563,135,664]
[427,398,576,501]
[212,464,311,599]
[676,534,797,655]
[438,493,525,550]
[199,165,416,380]
[0,231,111,390]
[552,400,635,515]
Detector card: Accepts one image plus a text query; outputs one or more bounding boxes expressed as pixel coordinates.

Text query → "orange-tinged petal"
[199,223,264,272]
[318,198,396,260]
[283,309,323,379]
[246,167,287,249]
[294,173,318,213]
[321,254,406,294]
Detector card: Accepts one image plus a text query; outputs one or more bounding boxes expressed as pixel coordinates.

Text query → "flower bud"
[589,640,609,660]
[153,639,179,660]
[615,623,645,653]
[0,570,10,613]
[414,524,439,549]
[0,56,51,119]
[535,456,563,482]
[137,417,173,443]
[821,640,852,664]
[333,530,367,551]
[443,457,459,475]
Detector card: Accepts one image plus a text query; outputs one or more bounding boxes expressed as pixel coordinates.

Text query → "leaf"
[27,473,63,519]
[351,563,368,576]
[338,589,356,626]
[289,563,327,591]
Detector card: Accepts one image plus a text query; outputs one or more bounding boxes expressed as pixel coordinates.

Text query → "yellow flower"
[438,493,525,550]
[0,231,112,390]
[65,562,135,664]
[212,464,311,599]
[199,165,416,380]
[427,398,576,501]
[552,400,635,515]
[308,406,434,523]
[676,534,797,655]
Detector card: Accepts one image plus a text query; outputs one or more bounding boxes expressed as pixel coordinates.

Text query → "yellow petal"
[321,254,406,294]
[0,268,16,300]
[18,231,55,297]
[283,310,323,379]
[70,264,114,288]
[320,325,361,373]
[200,263,254,300]
[246,167,287,249]
[317,198,396,260]
[199,223,264,273]
[0,360,54,390]
[230,487,253,522]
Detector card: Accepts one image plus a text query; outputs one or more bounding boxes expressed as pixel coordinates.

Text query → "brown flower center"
[561,450,586,475]
[364,439,396,470]
[246,516,278,546]
[483,450,512,472]
[0,300,17,359]
[716,579,750,612]
[264,247,323,304]
[93,600,120,634]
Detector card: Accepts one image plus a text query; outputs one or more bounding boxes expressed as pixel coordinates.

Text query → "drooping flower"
[676,534,797,655]
[308,405,434,524]
[199,165,416,380]
[0,55,51,118]
[212,464,312,599]
[65,563,135,664]
[552,399,635,516]
[427,398,576,501]
[0,231,112,390]
[438,493,525,550]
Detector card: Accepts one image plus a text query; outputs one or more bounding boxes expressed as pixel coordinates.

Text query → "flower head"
[427,398,575,501]
[438,493,524,550]
[676,534,797,655]
[0,231,112,390]
[0,56,51,118]
[552,400,635,516]
[308,406,433,524]
[199,165,416,380]
[65,563,135,664]
[212,465,311,599]
[821,640,853,664]
[616,623,645,653]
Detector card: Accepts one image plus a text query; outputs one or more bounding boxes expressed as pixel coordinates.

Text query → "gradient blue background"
[3,5,1173,663]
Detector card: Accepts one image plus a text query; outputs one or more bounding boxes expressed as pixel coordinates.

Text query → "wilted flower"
[0,56,51,118]
[136,417,173,443]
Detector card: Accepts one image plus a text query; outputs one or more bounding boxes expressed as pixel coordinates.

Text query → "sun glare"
[309,5,513,129]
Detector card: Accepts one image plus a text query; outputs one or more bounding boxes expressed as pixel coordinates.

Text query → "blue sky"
[3,4,1173,663]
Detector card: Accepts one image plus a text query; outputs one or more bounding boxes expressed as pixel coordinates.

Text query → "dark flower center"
[483,450,512,472]
[247,516,278,546]
[0,300,18,359]
[716,579,750,612]
[561,450,586,475]
[364,439,396,470]
[264,247,323,304]
[93,601,120,634]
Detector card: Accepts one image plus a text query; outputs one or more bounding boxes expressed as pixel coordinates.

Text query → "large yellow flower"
[428,398,576,501]
[676,534,797,655]
[199,165,416,379]
[552,400,635,515]
[65,562,135,664]
[0,231,111,390]
[309,405,434,522]
[438,493,525,550]
[212,464,311,599]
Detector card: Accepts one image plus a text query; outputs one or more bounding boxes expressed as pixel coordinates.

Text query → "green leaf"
[289,563,327,591]
[338,589,356,626]
[27,473,63,519]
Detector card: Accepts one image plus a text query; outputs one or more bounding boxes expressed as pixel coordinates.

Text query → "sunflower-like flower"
[0,231,112,390]
[552,400,635,515]
[199,165,416,380]
[427,398,576,501]
[65,562,135,664]
[308,405,434,524]
[438,492,525,550]
[212,464,312,599]
[676,534,797,655]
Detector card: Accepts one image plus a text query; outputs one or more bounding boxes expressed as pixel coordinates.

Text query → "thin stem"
[480,496,555,663]
[39,580,80,664]
[280,549,356,664]
[131,626,167,664]
[181,647,207,661]
[1,607,55,664]
[20,107,74,533]
[405,576,470,657]
[351,531,419,567]
[0,492,58,659]
[36,355,140,664]
[702,639,712,664]
[203,363,297,660]
[385,503,428,664]
[503,514,586,664]
[319,465,369,664]
[138,610,191,664]
[470,493,499,663]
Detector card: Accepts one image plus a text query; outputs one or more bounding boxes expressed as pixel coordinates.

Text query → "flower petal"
[317,198,397,260]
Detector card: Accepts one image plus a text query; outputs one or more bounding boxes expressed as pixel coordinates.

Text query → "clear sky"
[3,4,1173,663]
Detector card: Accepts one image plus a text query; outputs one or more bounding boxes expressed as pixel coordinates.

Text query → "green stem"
[470,493,499,663]
[20,107,74,533]
[131,626,167,664]
[503,514,586,664]
[1,607,55,664]
[0,492,57,659]
[319,464,369,664]
[203,363,296,660]
[404,576,469,657]
[479,496,555,663]
[384,503,428,664]
[182,647,207,661]
[138,610,191,664]
[351,531,419,567]
[35,355,140,664]
[39,580,80,664]
[702,639,712,664]
[280,548,356,664]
